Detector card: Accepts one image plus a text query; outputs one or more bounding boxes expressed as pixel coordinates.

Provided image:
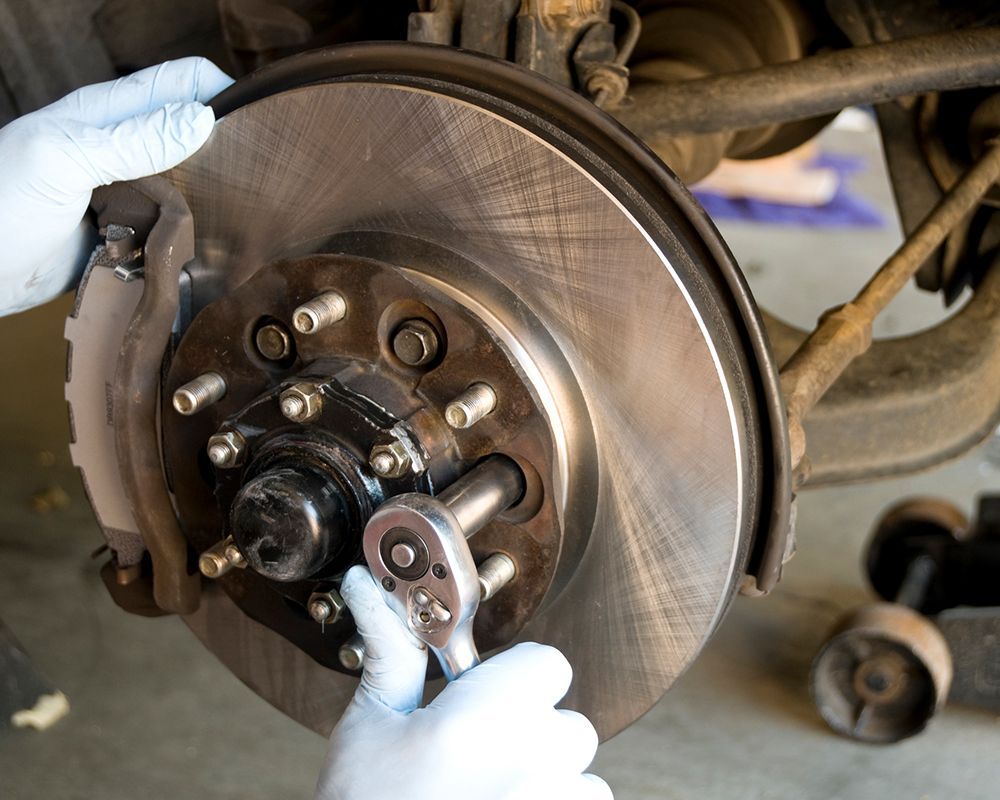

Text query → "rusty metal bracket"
[766,252,1000,487]
[91,178,202,615]
[778,144,1000,481]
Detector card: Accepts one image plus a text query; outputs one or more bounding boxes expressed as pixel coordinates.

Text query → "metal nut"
[369,440,412,478]
[392,319,440,367]
[206,430,246,469]
[308,589,346,624]
[279,383,323,423]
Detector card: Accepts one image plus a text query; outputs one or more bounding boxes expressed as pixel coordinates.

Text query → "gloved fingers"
[551,709,601,774]
[507,772,614,800]
[341,565,428,714]
[47,57,234,127]
[473,706,599,777]
[55,102,216,194]
[433,642,572,714]
[581,773,616,799]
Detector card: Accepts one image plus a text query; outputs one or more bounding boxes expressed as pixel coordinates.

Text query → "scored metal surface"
[168,82,747,739]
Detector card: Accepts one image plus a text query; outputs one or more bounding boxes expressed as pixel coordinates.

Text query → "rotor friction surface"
[169,80,749,739]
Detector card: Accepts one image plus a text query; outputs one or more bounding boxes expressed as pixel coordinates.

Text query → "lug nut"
[279,382,323,423]
[173,372,226,416]
[199,536,246,578]
[392,319,440,367]
[369,440,412,479]
[339,634,366,671]
[206,430,246,469]
[308,589,346,624]
[293,291,347,334]
[255,322,293,361]
[445,383,497,429]
[477,553,516,602]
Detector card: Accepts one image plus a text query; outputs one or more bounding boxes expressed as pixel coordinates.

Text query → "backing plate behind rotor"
[161,44,781,740]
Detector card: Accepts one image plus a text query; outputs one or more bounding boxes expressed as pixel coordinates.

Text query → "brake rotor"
[70,44,787,740]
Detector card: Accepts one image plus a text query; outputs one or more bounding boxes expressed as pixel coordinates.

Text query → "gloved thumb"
[341,565,428,714]
[57,101,216,194]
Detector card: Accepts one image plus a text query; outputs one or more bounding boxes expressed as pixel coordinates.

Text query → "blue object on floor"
[693,152,886,228]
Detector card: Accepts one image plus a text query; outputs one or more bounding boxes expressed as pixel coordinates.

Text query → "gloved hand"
[316,566,613,800]
[0,57,233,316]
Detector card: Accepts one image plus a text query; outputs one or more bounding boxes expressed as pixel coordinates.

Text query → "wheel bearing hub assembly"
[66,44,789,740]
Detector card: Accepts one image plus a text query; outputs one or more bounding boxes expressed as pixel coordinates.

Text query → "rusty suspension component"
[781,143,1000,476]
[618,26,1000,140]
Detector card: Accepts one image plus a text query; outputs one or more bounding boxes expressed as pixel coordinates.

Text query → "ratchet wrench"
[362,456,524,680]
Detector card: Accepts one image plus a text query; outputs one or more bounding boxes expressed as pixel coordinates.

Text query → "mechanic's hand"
[316,566,613,800]
[0,57,233,316]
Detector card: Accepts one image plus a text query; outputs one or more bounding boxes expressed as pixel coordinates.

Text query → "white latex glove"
[0,57,233,316]
[316,566,613,800]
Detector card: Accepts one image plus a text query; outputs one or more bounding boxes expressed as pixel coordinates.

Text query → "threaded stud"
[173,372,227,416]
[293,291,347,334]
[445,383,497,429]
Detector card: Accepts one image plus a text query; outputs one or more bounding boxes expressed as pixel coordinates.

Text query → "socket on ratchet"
[362,456,525,680]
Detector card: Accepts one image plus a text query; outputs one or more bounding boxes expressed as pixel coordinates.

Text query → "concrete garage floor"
[2,121,999,799]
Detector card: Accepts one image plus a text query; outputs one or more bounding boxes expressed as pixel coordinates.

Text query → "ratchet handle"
[432,620,481,681]
[362,459,524,683]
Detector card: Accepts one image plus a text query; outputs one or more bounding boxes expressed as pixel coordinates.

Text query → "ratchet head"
[362,492,482,680]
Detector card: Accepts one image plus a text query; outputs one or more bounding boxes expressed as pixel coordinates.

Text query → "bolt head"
[255,323,293,361]
[392,320,440,367]
[206,430,246,468]
[369,440,412,479]
[280,383,323,422]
